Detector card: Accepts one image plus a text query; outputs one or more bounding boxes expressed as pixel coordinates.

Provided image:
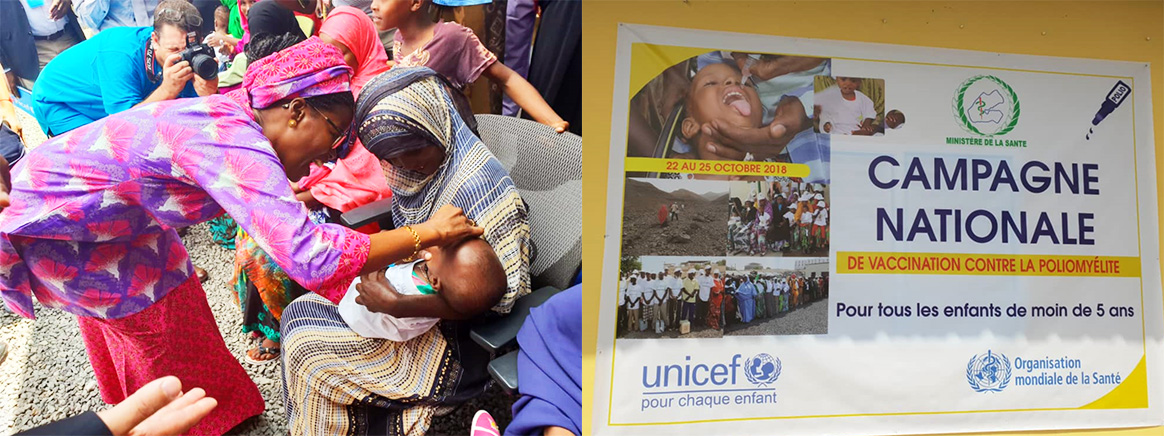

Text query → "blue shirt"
[75,0,158,31]
[32,26,196,134]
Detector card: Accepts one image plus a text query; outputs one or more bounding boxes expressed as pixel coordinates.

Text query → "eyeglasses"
[306,102,350,151]
[304,101,349,159]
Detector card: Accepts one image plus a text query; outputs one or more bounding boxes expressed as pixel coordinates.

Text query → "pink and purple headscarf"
[225,36,353,111]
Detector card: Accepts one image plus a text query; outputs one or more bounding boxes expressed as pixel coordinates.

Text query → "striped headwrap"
[355,67,530,313]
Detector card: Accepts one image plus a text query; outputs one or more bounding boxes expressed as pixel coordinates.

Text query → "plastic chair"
[340,114,582,394]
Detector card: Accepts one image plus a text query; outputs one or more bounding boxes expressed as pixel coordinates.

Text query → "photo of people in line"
[729,180,829,257]
[720,257,829,337]
[627,50,831,184]
[813,76,895,136]
[615,256,829,339]
[621,178,729,257]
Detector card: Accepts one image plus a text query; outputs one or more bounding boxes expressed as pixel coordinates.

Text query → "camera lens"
[190,53,218,80]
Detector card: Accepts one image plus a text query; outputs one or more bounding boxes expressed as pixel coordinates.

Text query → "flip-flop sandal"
[244,346,280,365]
[195,267,209,283]
[470,410,500,436]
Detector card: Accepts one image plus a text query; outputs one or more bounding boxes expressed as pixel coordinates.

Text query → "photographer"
[31,0,218,137]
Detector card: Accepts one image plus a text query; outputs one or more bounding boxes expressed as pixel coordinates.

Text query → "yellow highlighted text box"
[625,157,810,178]
[837,252,1141,278]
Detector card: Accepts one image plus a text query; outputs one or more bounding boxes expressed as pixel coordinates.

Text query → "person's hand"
[0,156,10,210]
[386,60,396,69]
[420,204,484,247]
[5,71,20,98]
[3,118,21,141]
[204,32,227,48]
[731,53,825,82]
[193,74,218,97]
[699,120,791,161]
[730,53,777,81]
[549,120,569,134]
[48,0,71,20]
[354,269,401,315]
[851,123,877,136]
[1,105,21,141]
[95,376,217,436]
[296,190,321,209]
[699,96,809,160]
[161,53,194,96]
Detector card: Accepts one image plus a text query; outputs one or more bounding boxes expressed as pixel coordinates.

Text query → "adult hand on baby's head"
[423,204,484,247]
[354,269,401,315]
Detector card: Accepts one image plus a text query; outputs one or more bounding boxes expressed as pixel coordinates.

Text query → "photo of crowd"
[621,178,729,257]
[626,50,832,184]
[616,256,829,339]
[729,180,829,257]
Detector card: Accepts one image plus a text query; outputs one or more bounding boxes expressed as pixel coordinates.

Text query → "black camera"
[179,31,218,80]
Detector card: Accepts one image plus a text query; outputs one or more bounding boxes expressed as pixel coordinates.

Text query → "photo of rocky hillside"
[620,178,728,257]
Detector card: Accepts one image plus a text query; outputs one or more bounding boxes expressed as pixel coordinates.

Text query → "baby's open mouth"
[722,86,752,117]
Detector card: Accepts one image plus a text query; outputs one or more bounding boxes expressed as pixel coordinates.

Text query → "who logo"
[967,350,1012,393]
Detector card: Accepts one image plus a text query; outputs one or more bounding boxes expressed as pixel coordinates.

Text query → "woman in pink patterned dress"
[0,37,481,435]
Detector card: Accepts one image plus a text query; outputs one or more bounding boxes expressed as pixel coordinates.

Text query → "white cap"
[817,200,826,207]
[814,193,824,200]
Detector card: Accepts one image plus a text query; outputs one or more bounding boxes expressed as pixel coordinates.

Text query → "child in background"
[369,0,569,133]
[799,203,815,252]
[814,77,877,136]
[206,6,234,71]
[813,200,828,251]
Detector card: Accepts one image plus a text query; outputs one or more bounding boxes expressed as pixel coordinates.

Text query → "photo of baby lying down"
[627,50,832,184]
[340,237,507,341]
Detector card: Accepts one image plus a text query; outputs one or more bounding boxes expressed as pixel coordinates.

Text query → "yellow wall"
[582,1,1164,435]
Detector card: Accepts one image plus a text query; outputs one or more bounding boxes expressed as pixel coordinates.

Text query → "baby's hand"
[354,269,402,315]
[549,120,569,134]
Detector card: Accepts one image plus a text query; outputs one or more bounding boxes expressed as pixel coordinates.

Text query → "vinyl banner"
[594,24,1162,435]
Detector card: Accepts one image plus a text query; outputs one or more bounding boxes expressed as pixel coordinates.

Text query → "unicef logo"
[952,75,1020,137]
[744,353,781,386]
[966,350,1012,393]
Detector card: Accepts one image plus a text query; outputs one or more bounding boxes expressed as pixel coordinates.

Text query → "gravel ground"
[727,298,830,336]
[618,299,829,339]
[0,110,514,435]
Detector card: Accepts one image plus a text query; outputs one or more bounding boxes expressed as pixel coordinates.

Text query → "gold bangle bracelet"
[402,225,421,262]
